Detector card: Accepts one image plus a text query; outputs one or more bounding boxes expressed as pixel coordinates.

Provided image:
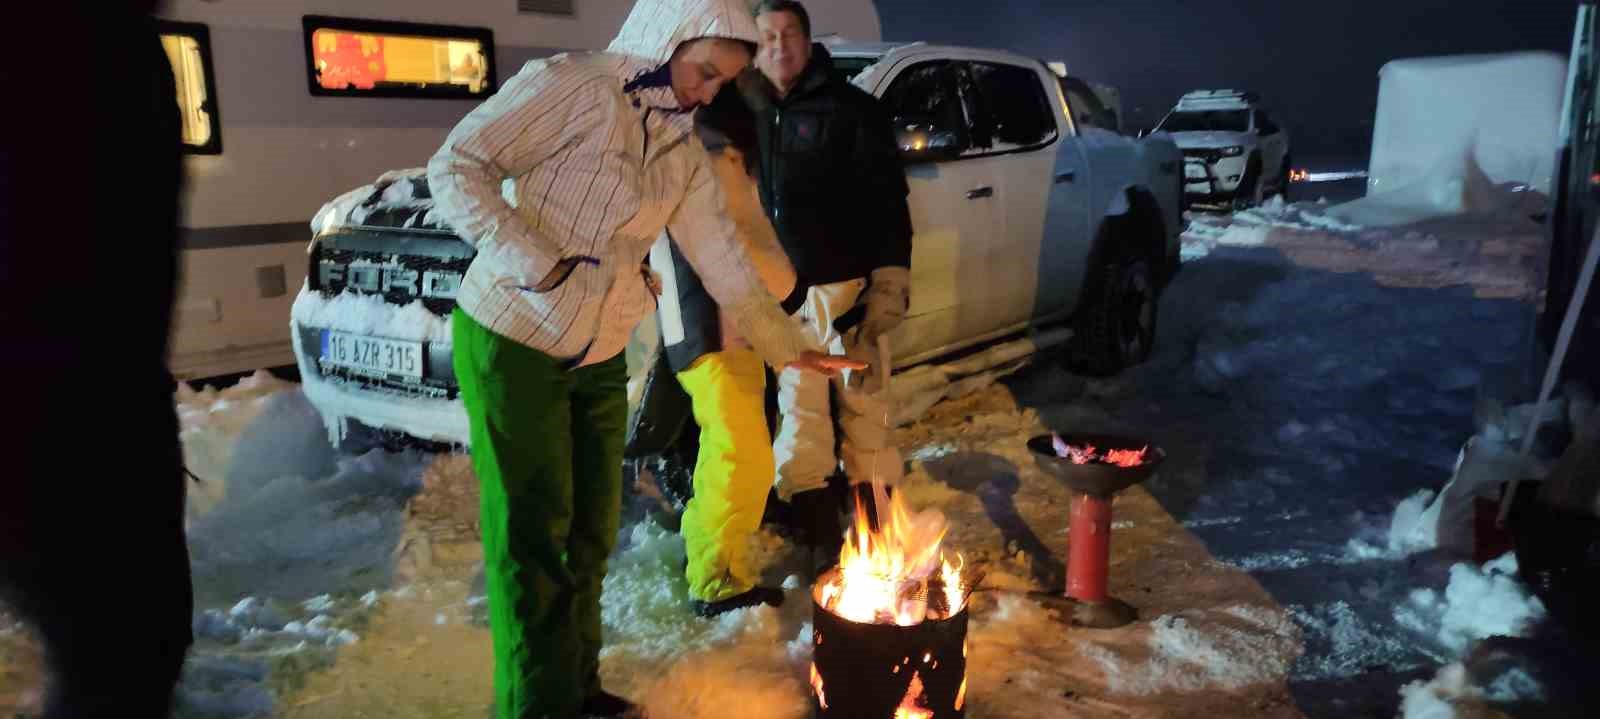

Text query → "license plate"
[320,331,423,380]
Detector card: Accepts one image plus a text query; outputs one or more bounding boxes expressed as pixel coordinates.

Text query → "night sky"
[872,0,1577,166]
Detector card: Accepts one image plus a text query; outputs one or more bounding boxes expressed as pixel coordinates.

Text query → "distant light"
[1296,170,1370,183]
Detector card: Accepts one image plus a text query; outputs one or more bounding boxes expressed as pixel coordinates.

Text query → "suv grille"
[313,248,469,315]
[303,227,476,398]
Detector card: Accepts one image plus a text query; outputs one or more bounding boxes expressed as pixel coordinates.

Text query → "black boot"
[790,481,849,576]
[759,487,792,529]
[578,689,638,717]
[691,586,786,617]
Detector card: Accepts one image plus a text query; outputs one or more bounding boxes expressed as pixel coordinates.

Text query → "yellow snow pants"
[676,348,775,602]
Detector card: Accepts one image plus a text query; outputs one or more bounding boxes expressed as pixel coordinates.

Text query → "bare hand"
[787,351,867,376]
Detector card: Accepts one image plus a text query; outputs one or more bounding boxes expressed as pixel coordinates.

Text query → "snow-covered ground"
[1,194,1582,718]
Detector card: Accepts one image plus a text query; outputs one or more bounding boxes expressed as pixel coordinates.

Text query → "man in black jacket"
[750,0,915,558]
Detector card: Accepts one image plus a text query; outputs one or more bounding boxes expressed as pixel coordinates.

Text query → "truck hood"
[1167,131,1256,150]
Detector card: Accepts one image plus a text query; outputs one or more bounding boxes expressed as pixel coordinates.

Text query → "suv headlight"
[1219,146,1245,157]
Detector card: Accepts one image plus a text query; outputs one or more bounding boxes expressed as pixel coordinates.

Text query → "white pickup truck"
[291,40,1186,449]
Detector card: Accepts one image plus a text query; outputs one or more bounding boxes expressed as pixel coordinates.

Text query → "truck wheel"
[1232,156,1263,211]
[1069,251,1158,377]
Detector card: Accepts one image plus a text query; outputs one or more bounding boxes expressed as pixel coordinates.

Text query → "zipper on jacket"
[772,109,782,221]
[641,107,652,164]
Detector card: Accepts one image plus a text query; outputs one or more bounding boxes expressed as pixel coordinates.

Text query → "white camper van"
[153,0,884,381]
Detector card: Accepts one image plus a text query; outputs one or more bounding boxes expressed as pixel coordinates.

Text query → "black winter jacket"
[752,44,913,288]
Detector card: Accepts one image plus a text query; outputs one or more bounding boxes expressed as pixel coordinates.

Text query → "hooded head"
[607,0,760,111]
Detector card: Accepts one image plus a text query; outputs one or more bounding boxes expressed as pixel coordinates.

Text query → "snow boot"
[759,487,792,529]
[691,586,785,617]
[788,480,848,575]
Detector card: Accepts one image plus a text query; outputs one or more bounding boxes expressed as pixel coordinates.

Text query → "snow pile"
[184,387,426,604]
[1076,605,1298,695]
[291,288,453,345]
[1180,198,1364,262]
[1235,196,1365,234]
[1399,662,1547,719]
[600,520,815,718]
[1395,553,1546,655]
[175,370,299,520]
[1344,488,1439,559]
[172,388,429,717]
[311,168,444,237]
[188,448,426,603]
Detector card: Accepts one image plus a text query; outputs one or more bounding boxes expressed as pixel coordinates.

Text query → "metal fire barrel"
[811,569,969,719]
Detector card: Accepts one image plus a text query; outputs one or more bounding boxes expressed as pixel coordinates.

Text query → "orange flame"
[955,675,968,710]
[809,662,827,710]
[818,483,968,626]
[893,672,933,719]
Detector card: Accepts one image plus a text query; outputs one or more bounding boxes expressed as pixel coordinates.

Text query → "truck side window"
[1059,76,1112,133]
[156,21,222,155]
[882,61,971,160]
[968,61,1058,149]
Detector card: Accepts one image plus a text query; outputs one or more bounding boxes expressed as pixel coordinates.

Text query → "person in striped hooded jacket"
[427,0,858,715]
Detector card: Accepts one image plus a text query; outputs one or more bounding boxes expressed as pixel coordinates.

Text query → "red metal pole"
[1066,493,1112,602]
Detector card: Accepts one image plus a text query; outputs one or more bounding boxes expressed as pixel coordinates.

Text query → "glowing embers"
[1051,433,1152,467]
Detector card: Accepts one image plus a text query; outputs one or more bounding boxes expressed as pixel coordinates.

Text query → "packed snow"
[1075,604,1299,695]
[290,288,453,345]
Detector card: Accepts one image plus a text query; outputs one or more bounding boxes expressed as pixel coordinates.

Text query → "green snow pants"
[453,308,628,719]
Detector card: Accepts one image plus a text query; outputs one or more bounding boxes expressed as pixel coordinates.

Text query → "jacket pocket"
[520,255,603,294]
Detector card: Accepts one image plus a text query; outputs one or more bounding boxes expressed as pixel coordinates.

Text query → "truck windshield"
[1159,110,1249,133]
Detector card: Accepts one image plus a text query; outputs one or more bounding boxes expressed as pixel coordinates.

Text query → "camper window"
[302,16,496,100]
[156,21,221,155]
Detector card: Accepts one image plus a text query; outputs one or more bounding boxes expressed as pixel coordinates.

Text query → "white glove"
[855,266,910,347]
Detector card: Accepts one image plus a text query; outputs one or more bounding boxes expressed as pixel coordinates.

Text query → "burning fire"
[893,672,932,719]
[817,482,973,626]
[1052,434,1149,468]
[809,662,828,710]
